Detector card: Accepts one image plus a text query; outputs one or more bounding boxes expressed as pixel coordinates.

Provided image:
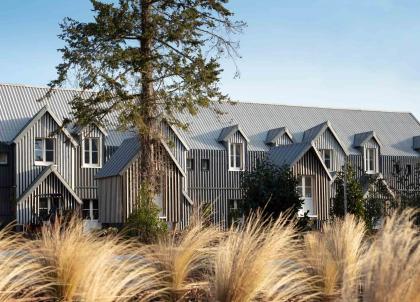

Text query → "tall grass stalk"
[213,213,316,302]
[147,223,221,301]
[303,215,367,301]
[362,209,420,302]
[35,218,164,301]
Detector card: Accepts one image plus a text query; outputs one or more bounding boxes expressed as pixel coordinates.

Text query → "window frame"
[82,137,102,168]
[297,176,316,217]
[321,149,333,171]
[201,159,210,171]
[0,152,8,165]
[186,158,194,171]
[82,199,99,221]
[228,142,245,171]
[34,138,55,166]
[365,148,377,174]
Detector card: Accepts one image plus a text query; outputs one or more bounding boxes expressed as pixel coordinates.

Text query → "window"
[35,138,55,165]
[394,163,401,174]
[0,152,7,165]
[228,199,244,226]
[297,176,315,217]
[229,142,244,171]
[406,164,412,175]
[39,197,50,221]
[321,149,333,170]
[201,159,210,171]
[82,199,99,220]
[83,137,101,167]
[186,158,194,170]
[365,148,377,173]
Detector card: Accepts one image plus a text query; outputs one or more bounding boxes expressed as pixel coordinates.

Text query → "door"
[297,176,315,217]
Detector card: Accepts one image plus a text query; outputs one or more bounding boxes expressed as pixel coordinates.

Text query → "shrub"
[241,161,303,220]
[124,184,168,244]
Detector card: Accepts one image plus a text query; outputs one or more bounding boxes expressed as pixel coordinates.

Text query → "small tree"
[240,161,303,219]
[124,185,167,244]
[331,164,365,219]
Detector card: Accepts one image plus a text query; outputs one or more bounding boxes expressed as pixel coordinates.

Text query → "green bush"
[124,185,168,244]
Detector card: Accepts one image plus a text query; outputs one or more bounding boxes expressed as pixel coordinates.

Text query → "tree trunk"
[139,0,158,203]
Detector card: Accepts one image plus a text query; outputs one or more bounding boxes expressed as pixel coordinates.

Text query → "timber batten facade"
[1,83,420,229]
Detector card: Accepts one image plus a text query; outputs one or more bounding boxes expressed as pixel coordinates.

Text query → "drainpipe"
[343,159,348,215]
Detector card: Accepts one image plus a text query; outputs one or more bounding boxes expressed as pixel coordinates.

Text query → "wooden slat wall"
[75,125,104,199]
[292,149,331,220]
[274,134,293,145]
[16,173,79,224]
[313,129,346,172]
[15,112,73,196]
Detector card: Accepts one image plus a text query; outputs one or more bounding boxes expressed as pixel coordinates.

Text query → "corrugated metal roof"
[267,143,312,167]
[302,122,328,142]
[0,83,125,146]
[95,137,140,178]
[353,131,381,148]
[265,127,292,145]
[175,102,420,156]
[2,84,420,156]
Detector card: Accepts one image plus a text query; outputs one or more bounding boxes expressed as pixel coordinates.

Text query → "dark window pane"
[35,150,43,162]
[91,138,99,151]
[92,210,99,220]
[92,151,98,164]
[84,139,90,151]
[92,199,98,209]
[201,159,209,171]
[187,158,194,170]
[45,150,54,162]
[45,139,54,151]
[84,151,90,164]
[35,139,43,150]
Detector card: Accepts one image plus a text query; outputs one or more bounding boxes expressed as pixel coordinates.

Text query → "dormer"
[265,127,293,146]
[413,136,420,151]
[72,123,108,169]
[217,124,249,171]
[302,121,348,172]
[353,131,381,174]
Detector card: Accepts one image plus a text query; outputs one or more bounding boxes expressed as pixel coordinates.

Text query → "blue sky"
[1,0,420,118]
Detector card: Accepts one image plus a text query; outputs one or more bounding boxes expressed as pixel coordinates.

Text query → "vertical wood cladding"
[292,149,331,220]
[16,172,80,224]
[0,143,15,222]
[15,112,73,197]
[97,145,190,226]
[274,134,293,146]
[313,129,346,172]
[74,125,104,199]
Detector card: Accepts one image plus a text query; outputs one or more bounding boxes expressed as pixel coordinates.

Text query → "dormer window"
[320,149,333,170]
[35,138,55,165]
[365,148,377,173]
[83,137,101,168]
[229,143,244,171]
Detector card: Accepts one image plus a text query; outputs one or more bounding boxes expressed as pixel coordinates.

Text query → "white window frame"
[82,199,99,221]
[0,152,7,165]
[321,149,333,171]
[228,142,245,171]
[82,137,102,168]
[34,138,55,166]
[365,148,377,174]
[297,176,317,218]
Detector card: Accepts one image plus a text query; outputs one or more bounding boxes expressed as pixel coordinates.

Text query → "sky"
[1,0,420,119]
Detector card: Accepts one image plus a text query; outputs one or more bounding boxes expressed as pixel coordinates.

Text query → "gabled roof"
[267,142,332,180]
[17,165,82,204]
[71,122,109,137]
[360,173,396,199]
[302,121,348,155]
[265,127,293,145]
[96,136,186,179]
[413,136,420,151]
[95,137,140,178]
[217,124,249,143]
[13,105,78,146]
[353,131,382,148]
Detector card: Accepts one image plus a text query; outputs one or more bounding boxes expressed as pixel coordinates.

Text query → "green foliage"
[331,164,365,220]
[47,0,245,130]
[240,161,303,219]
[124,184,167,244]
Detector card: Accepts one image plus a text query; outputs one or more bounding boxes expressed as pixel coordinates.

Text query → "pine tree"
[46,0,245,199]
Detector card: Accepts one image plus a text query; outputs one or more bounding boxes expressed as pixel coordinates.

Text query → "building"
[1,83,419,229]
